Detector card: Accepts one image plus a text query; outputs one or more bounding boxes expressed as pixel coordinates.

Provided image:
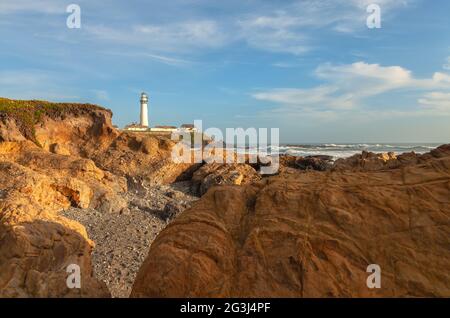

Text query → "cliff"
[1,97,449,298]
[131,146,450,297]
[0,98,197,297]
[0,98,116,155]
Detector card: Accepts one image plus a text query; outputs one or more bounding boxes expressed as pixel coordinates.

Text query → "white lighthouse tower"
[140,92,149,127]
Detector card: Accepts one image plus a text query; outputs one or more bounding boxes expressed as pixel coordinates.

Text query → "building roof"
[154,125,177,129]
[181,124,195,128]
[125,123,148,129]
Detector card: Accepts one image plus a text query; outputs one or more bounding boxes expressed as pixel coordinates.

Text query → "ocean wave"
[236,143,439,160]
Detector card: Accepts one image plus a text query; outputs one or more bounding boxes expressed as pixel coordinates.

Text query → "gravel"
[60,181,198,298]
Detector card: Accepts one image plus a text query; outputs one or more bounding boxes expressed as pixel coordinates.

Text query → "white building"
[124,123,149,132]
[123,93,197,134]
[150,125,178,133]
[140,92,149,127]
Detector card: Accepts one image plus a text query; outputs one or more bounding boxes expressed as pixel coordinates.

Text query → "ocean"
[270,143,441,160]
[225,143,444,160]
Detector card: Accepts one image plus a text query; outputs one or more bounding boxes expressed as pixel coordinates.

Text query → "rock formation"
[2,97,450,298]
[279,154,333,172]
[333,145,450,172]
[0,98,198,297]
[0,155,111,297]
[92,132,198,185]
[132,149,450,297]
[191,163,261,196]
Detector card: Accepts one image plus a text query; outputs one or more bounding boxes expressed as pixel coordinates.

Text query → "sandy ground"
[61,181,198,298]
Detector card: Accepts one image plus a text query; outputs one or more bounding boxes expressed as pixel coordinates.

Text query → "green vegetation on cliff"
[0,97,110,143]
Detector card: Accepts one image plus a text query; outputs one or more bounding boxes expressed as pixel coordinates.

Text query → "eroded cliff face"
[0,97,198,184]
[0,98,198,297]
[34,109,118,158]
[0,144,113,297]
[131,148,450,297]
[2,98,450,298]
[92,132,199,185]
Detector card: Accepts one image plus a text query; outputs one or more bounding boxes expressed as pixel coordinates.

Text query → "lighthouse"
[140,92,149,127]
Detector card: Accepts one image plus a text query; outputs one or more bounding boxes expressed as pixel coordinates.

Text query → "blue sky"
[0,0,449,143]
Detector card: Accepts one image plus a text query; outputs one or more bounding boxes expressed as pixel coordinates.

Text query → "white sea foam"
[235,143,440,160]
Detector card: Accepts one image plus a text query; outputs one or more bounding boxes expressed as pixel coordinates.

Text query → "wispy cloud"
[253,61,450,117]
[84,0,414,59]
[0,0,63,14]
[0,0,417,63]
[237,13,311,55]
[236,0,414,55]
[105,51,192,66]
[419,92,450,112]
[86,20,229,54]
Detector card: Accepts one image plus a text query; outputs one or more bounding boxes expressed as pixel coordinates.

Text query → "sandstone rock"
[0,99,198,298]
[1,99,196,186]
[0,98,118,155]
[333,151,400,171]
[0,139,129,297]
[191,163,262,196]
[0,161,110,297]
[93,132,197,185]
[429,144,450,158]
[277,154,333,174]
[0,117,27,142]
[140,137,159,155]
[3,98,450,298]
[279,154,298,169]
[34,107,119,157]
[162,201,189,221]
[333,147,450,172]
[128,181,198,221]
[50,143,71,156]
[0,141,127,214]
[132,153,450,297]
[295,155,333,171]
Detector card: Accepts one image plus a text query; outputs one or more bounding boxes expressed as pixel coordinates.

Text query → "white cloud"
[79,0,416,57]
[86,20,228,54]
[253,61,450,117]
[419,92,450,112]
[348,0,411,9]
[253,86,354,111]
[135,20,227,49]
[0,0,417,62]
[237,0,414,54]
[315,62,415,95]
[237,8,314,55]
[0,0,63,14]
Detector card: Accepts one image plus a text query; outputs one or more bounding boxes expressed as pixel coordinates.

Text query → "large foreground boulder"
[132,152,450,297]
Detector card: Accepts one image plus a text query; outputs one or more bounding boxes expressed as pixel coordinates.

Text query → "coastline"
[0,99,449,298]
[243,143,442,160]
